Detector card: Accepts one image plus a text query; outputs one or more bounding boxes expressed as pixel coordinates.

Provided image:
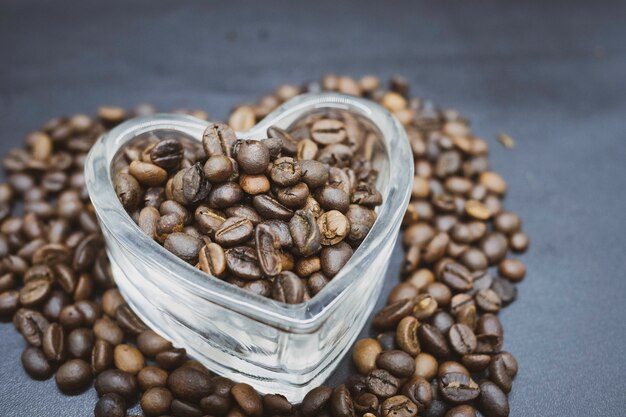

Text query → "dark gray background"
[1,0,625,416]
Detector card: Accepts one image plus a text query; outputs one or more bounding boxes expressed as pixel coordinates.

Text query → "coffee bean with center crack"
[438,372,480,404]
[382,395,418,417]
[366,368,400,398]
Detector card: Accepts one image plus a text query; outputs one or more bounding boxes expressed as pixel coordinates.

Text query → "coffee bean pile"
[0,74,528,417]
[113,110,383,303]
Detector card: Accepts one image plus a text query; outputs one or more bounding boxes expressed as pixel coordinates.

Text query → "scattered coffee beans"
[0,74,528,417]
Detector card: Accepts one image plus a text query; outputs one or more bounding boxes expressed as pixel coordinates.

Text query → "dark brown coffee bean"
[402,376,433,412]
[252,194,293,221]
[198,243,226,277]
[92,339,114,374]
[215,217,254,247]
[95,369,138,401]
[114,173,143,211]
[418,324,450,358]
[261,220,293,249]
[160,200,192,225]
[311,119,347,145]
[236,140,270,175]
[164,232,203,264]
[0,290,19,316]
[267,126,298,156]
[289,211,321,257]
[317,186,350,213]
[168,366,211,403]
[115,304,148,336]
[488,355,513,393]
[171,398,203,417]
[263,393,293,415]
[225,205,264,225]
[377,350,416,378]
[68,328,94,359]
[129,160,168,186]
[225,246,262,280]
[175,163,212,205]
[203,155,235,184]
[22,346,53,380]
[254,223,282,277]
[430,310,455,335]
[56,358,92,392]
[136,330,172,357]
[94,316,124,345]
[412,293,438,320]
[351,183,383,208]
[445,405,477,417]
[276,182,310,209]
[302,385,333,417]
[195,205,226,235]
[114,344,145,375]
[143,186,166,208]
[395,316,420,356]
[490,277,517,305]
[15,309,47,346]
[320,241,353,277]
[19,279,51,307]
[461,354,492,372]
[95,393,126,417]
[272,271,304,304]
[345,204,377,245]
[200,394,232,416]
[373,299,413,330]
[477,381,508,417]
[300,160,329,189]
[270,157,302,186]
[381,395,418,417]
[438,372,480,404]
[231,383,263,417]
[203,122,237,158]
[149,138,183,169]
[437,261,472,292]
[156,347,187,370]
[414,352,438,381]
[366,368,399,398]
[138,366,169,390]
[41,322,65,362]
[330,384,355,417]
[448,324,477,355]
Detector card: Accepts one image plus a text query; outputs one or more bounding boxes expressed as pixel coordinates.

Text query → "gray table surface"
[1,0,625,416]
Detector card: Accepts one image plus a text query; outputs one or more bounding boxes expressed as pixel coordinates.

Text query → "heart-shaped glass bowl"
[85,92,413,401]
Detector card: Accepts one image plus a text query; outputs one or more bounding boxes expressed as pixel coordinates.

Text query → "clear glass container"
[84,92,413,401]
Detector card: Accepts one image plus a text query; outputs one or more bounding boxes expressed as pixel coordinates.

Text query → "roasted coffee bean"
[448,324,477,355]
[490,277,517,304]
[377,350,416,378]
[354,392,379,415]
[263,393,293,415]
[254,223,282,277]
[276,182,310,209]
[509,231,529,252]
[330,384,355,417]
[388,283,419,305]
[95,393,126,417]
[353,338,382,375]
[56,358,92,392]
[42,322,66,362]
[302,385,333,417]
[376,331,397,351]
[477,381,509,417]
[480,233,508,265]
[236,140,270,175]
[240,174,270,195]
[412,293,438,320]
[320,241,353,277]
[289,212,321,257]
[15,308,48,346]
[141,387,173,416]
[114,173,143,211]
[438,362,470,378]
[207,181,243,208]
[115,304,148,336]
[136,330,172,357]
[430,310,456,335]
[226,246,262,280]
[488,355,513,393]
[498,258,526,282]
[381,395,418,417]
[252,194,293,221]
[438,372,480,404]
[270,157,302,186]
[272,271,304,304]
[198,243,227,277]
[92,339,114,373]
[418,324,450,358]
[402,376,432,412]
[95,369,138,401]
[138,366,169,390]
[366,368,399,398]
[94,316,124,345]
[129,160,168,186]
[168,366,211,403]
[373,299,414,330]
[19,279,51,307]
[438,261,473,292]
[150,138,184,169]
[396,316,420,356]
[231,383,263,417]
[445,405,477,417]
[311,119,347,145]
[203,122,237,157]
[461,354,492,372]
[160,200,192,225]
[171,398,203,417]
[156,347,187,370]
[475,288,502,313]
[300,160,329,189]
[21,346,53,380]
[307,272,329,295]
[143,187,166,208]
[68,328,94,359]
[345,204,377,245]
[317,186,350,213]
[414,353,438,381]
[267,126,298,156]
[114,344,144,375]
[156,213,185,241]
[317,210,349,245]
[215,217,253,247]
[0,290,19,317]
[164,232,203,264]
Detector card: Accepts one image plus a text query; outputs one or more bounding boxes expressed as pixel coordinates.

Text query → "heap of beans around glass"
[0,74,528,417]
[112,109,383,303]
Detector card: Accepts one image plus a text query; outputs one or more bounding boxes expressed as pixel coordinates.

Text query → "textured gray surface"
[1,0,626,416]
